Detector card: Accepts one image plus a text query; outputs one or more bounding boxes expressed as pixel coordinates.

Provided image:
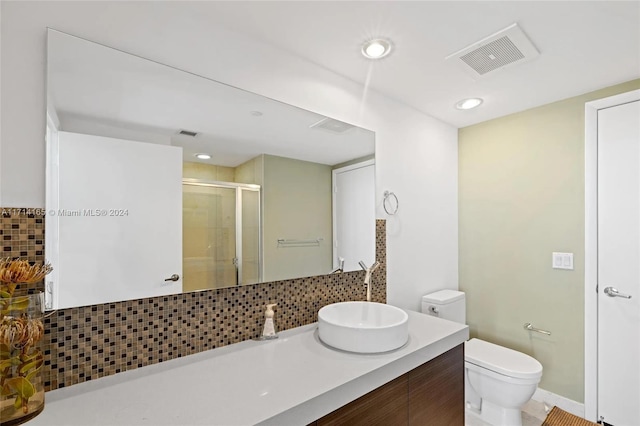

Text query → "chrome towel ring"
[383,191,399,215]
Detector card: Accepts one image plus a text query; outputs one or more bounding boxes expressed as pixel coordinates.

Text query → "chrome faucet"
[359,261,380,302]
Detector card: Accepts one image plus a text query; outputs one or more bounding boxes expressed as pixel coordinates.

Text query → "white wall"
[0,1,458,310]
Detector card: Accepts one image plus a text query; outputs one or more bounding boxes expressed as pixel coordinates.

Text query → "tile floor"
[465,399,549,426]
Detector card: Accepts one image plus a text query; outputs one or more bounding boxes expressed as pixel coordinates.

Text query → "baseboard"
[532,387,585,418]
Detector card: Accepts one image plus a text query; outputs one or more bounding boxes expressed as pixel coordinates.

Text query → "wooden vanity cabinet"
[311,344,464,426]
[408,344,465,425]
[315,374,408,425]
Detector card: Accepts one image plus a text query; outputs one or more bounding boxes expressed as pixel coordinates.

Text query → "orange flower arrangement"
[0,258,52,298]
[0,258,52,423]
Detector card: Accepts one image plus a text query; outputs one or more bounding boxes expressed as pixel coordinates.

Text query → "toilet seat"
[466,359,541,385]
[465,338,543,380]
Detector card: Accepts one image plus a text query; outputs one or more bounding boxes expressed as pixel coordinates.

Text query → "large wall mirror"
[45,30,376,310]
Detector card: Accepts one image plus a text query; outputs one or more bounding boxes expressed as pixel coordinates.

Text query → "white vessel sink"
[318,302,409,353]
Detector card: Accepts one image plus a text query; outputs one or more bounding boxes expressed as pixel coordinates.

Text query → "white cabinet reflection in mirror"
[46,132,183,309]
[45,29,375,309]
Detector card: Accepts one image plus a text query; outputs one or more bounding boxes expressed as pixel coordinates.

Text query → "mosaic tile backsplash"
[0,208,386,391]
[1,208,45,262]
[0,208,46,294]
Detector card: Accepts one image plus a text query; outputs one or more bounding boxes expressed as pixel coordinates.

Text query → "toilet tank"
[421,290,466,323]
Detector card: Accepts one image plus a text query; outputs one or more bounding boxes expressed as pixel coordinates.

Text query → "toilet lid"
[421,290,465,305]
[465,338,543,380]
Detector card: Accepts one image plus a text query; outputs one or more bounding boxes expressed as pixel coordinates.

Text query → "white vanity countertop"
[30,310,468,426]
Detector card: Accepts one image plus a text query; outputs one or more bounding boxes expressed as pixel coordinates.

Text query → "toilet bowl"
[421,290,543,426]
[465,338,542,426]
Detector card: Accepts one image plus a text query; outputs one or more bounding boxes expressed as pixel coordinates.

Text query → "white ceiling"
[193,1,640,128]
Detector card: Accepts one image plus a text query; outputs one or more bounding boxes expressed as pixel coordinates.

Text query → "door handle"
[604,286,632,299]
[164,274,180,282]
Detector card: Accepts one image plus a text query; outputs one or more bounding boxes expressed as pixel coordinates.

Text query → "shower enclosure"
[182,179,261,291]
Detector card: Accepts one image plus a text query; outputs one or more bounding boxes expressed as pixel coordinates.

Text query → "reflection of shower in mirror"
[182,179,261,292]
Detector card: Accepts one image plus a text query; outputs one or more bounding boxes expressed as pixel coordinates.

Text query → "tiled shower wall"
[0,208,386,391]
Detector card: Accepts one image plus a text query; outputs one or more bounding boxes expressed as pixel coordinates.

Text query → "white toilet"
[421,290,543,426]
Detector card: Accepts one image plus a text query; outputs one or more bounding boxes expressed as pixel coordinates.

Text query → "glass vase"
[0,292,45,425]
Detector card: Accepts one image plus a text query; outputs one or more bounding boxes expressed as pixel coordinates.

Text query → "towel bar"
[524,323,551,336]
[277,238,323,246]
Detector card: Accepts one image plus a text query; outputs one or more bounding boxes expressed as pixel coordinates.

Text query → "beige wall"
[263,155,332,281]
[235,156,263,185]
[183,162,235,182]
[459,79,640,402]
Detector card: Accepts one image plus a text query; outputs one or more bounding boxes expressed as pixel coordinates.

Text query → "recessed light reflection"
[455,98,483,110]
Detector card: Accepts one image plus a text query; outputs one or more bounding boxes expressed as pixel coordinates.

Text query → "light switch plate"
[552,252,574,270]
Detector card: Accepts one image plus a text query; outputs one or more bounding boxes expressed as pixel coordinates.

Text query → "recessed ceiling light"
[455,98,483,110]
[361,38,392,59]
[195,153,211,160]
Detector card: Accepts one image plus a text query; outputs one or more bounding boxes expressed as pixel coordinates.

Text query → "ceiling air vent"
[446,23,539,79]
[178,129,199,137]
[309,117,355,134]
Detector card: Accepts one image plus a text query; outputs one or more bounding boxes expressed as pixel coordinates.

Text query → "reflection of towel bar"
[277,238,323,247]
[524,323,551,336]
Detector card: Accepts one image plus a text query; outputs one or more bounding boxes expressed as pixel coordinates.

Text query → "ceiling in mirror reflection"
[47,30,374,167]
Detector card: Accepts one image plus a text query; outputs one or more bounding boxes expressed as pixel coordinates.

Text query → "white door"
[332,160,375,272]
[597,100,640,425]
[48,132,183,309]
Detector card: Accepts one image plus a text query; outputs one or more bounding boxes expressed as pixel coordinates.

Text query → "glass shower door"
[240,188,260,285]
[183,184,237,291]
[183,180,261,290]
